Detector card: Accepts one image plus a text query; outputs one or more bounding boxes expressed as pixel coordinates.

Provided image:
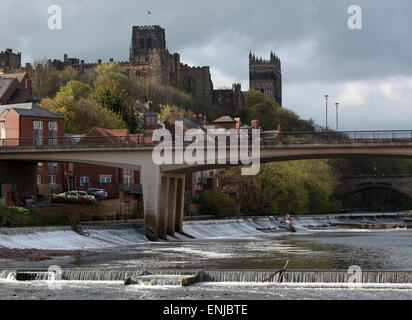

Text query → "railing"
[120,184,142,194]
[1,130,412,149]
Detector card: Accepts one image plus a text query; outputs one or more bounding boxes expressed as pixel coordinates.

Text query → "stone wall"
[0,161,37,197]
[32,198,141,221]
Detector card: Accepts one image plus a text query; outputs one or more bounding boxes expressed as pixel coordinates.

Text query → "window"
[99,176,112,184]
[124,168,131,174]
[33,121,43,130]
[48,162,57,167]
[80,176,89,186]
[0,122,5,130]
[48,121,58,131]
[49,175,56,185]
[37,175,42,185]
[124,176,131,185]
[68,163,73,171]
[37,162,43,167]
[196,172,202,184]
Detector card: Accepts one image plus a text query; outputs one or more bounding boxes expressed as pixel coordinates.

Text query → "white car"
[60,191,95,200]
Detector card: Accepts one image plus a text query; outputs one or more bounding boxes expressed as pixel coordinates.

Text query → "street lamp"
[325,95,329,131]
[335,102,340,132]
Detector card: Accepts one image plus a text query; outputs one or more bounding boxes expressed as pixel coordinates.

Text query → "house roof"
[0,72,27,82]
[0,78,15,99]
[6,88,30,104]
[213,116,236,123]
[174,116,207,132]
[135,102,157,116]
[0,103,63,119]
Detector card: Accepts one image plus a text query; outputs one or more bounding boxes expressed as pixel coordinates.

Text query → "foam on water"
[0,214,408,250]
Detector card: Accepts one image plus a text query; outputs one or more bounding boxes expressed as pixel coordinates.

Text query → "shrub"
[198,191,240,217]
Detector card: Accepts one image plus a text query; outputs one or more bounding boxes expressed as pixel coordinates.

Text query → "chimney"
[203,115,207,125]
[198,114,202,120]
[251,120,260,130]
[235,118,241,131]
[64,54,68,64]
[98,59,102,65]
[109,58,114,63]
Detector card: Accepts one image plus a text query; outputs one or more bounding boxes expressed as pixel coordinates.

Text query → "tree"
[198,191,240,217]
[40,96,126,134]
[227,160,341,215]
[240,89,315,132]
[57,80,92,100]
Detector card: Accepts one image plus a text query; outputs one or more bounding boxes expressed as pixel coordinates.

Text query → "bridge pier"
[141,163,185,241]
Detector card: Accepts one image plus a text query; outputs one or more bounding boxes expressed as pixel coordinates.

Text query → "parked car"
[86,188,108,200]
[58,190,96,200]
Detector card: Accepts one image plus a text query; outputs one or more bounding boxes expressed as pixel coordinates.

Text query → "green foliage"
[7,206,31,215]
[240,90,315,131]
[231,160,341,215]
[40,96,126,134]
[0,206,40,226]
[57,80,92,100]
[198,191,240,217]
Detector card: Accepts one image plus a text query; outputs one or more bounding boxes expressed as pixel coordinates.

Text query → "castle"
[0,49,21,73]
[128,25,214,107]
[23,25,282,111]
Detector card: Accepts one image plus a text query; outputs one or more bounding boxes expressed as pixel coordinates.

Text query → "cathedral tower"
[249,51,282,105]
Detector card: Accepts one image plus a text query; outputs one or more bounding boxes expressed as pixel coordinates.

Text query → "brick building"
[0,72,33,105]
[0,102,64,147]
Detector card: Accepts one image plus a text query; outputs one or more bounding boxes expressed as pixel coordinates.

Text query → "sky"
[1,0,412,131]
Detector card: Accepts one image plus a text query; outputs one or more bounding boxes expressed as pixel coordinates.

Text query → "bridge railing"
[1,130,412,149]
[269,130,412,145]
[0,135,153,148]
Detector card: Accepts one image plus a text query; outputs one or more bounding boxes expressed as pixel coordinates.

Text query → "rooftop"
[213,116,237,123]
[0,103,63,119]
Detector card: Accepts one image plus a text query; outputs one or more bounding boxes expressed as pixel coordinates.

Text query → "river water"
[2,213,412,299]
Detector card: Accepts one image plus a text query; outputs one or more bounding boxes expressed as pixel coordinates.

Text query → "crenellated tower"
[249,51,282,105]
[129,25,166,63]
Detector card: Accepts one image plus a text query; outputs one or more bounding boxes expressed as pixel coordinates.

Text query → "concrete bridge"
[340,174,412,199]
[2,130,412,240]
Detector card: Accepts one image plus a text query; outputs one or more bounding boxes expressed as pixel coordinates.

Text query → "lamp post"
[335,102,340,132]
[325,95,329,131]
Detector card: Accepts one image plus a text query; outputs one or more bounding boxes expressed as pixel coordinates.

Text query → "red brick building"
[0,72,33,105]
[0,102,64,147]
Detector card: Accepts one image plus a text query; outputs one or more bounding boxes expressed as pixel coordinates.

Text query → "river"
[1,213,412,299]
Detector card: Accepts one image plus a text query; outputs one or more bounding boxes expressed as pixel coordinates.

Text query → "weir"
[3,269,412,285]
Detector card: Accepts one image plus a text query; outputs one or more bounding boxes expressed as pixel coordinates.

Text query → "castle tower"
[129,25,166,63]
[249,51,282,105]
